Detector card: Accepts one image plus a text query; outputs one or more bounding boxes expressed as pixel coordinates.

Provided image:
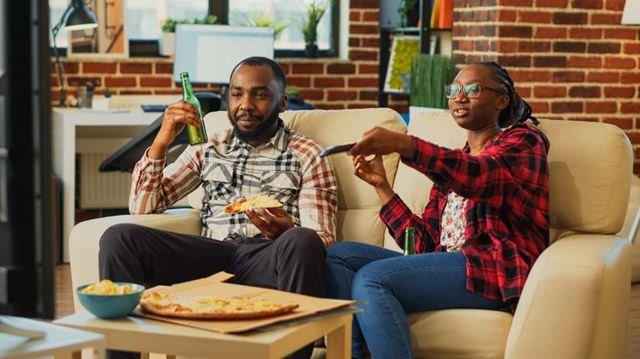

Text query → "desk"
[52,109,159,262]
[0,316,105,359]
[55,310,352,359]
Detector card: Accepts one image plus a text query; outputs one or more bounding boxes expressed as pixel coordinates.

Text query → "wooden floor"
[55,265,640,357]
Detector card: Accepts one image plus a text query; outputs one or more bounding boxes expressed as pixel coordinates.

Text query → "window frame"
[210,0,340,58]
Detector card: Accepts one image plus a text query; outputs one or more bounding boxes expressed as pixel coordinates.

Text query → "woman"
[326,62,550,359]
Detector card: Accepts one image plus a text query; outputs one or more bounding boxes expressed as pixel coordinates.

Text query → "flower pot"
[304,44,318,58]
[160,32,175,57]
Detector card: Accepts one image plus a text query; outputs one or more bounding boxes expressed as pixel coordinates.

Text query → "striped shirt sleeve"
[292,135,338,247]
[129,145,204,214]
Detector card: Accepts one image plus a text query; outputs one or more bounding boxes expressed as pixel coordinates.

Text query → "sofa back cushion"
[387,112,632,250]
[189,109,407,246]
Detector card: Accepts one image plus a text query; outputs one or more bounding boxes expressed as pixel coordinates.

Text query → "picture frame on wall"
[383,34,439,94]
[68,0,128,58]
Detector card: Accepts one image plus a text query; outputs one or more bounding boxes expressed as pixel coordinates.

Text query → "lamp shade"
[64,0,97,31]
[622,0,640,25]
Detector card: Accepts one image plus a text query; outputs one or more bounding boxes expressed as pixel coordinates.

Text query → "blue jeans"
[326,242,504,359]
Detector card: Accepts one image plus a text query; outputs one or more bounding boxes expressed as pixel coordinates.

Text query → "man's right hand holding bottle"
[149,101,201,159]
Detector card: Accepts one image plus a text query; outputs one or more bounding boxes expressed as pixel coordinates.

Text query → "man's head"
[227,57,288,145]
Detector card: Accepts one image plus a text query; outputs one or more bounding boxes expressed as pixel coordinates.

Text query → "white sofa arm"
[69,208,201,312]
[505,234,631,359]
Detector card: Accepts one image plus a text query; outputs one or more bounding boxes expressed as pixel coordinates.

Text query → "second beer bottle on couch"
[179,71,208,145]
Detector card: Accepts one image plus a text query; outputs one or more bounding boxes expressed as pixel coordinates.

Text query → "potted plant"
[302,0,329,58]
[252,13,289,40]
[160,17,188,56]
[160,16,216,56]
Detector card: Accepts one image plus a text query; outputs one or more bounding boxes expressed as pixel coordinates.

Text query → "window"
[50,0,340,57]
[126,0,208,39]
[226,0,339,57]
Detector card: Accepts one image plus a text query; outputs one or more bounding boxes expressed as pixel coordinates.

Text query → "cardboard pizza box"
[132,272,357,334]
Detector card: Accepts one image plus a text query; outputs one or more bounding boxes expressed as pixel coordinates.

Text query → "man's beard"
[229,108,279,142]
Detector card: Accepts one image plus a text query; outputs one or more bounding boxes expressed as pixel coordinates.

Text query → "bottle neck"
[181,77,193,99]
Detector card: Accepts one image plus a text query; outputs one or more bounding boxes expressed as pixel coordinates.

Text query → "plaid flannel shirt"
[380,123,550,305]
[129,119,338,247]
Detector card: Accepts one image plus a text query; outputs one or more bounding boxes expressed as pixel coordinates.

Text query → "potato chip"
[81,279,136,295]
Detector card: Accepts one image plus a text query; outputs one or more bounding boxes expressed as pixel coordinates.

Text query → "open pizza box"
[132,272,357,334]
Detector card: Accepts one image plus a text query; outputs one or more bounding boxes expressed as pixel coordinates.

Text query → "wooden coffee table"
[54,308,354,359]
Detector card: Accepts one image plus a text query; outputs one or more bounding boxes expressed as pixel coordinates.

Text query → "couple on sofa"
[100,56,550,359]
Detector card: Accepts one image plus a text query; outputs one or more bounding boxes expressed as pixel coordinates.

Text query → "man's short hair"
[229,56,286,94]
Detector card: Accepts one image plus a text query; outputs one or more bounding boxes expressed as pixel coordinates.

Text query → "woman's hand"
[149,101,201,159]
[348,127,415,158]
[353,155,395,203]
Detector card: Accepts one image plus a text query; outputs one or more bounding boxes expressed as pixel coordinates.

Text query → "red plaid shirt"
[380,123,549,306]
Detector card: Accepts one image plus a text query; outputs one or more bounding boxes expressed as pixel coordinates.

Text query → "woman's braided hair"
[477,61,539,128]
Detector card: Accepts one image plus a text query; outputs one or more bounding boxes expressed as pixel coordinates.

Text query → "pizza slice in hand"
[223,195,282,215]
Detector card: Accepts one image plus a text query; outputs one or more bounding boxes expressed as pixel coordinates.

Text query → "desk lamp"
[52,0,98,107]
[622,0,640,25]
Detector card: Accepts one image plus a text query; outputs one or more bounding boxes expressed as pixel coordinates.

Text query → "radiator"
[79,152,132,209]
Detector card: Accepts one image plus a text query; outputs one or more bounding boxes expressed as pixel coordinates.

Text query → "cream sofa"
[70,108,633,359]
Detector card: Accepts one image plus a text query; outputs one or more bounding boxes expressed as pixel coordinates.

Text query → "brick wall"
[51,1,398,111]
[453,0,640,171]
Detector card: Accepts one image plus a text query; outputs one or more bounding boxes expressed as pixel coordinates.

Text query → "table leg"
[325,319,352,359]
[54,350,81,359]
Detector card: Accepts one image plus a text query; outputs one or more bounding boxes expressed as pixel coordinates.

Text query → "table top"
[55,308,354,345]
[0,316,104,359]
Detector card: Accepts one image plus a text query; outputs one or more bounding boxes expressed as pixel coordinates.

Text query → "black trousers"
[99,223,326,359]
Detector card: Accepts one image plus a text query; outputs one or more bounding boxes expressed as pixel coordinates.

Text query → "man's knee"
[276,227,325,255]
[99,223,141,257]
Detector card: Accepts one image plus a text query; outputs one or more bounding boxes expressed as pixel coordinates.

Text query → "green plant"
[285,86,300,97]
[192,15,218,25]
[161,15,217,33]
[410,54,457,109]
[235,13,288,40]
[302,0,329,45]
[397,0,417,28]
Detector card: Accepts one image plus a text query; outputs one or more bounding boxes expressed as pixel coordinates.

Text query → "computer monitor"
[173,25,274,85]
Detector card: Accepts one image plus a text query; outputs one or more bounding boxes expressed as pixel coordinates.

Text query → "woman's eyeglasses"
[444,83,507,99]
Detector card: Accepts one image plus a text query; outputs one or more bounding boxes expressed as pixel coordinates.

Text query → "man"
[99,57,337,359]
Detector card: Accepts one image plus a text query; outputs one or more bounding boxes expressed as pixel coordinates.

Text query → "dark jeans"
[99,223,326,359]
[326,242,505,359]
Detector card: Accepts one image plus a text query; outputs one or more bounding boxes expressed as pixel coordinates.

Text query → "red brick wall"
[51,1,397,111]
[453,0,640,171]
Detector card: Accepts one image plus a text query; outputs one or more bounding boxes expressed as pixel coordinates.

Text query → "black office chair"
[99,92,221,172]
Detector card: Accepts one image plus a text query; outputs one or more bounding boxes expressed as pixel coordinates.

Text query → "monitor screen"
[173,25,274,85]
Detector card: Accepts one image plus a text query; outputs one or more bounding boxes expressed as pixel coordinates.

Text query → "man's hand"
[148,101,201,159]
[348,126,415,159]
[245,207,295,240]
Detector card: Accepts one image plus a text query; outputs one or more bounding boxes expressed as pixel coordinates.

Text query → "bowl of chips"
[76,279,145,319]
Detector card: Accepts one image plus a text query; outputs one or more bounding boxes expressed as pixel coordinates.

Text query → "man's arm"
[295,137,338,247]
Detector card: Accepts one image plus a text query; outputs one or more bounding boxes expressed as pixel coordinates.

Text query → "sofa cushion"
[408,309,512,359]
[191,109,406,246]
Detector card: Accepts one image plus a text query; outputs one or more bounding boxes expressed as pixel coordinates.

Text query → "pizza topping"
[139,292,299,320]
[223,195,282,215]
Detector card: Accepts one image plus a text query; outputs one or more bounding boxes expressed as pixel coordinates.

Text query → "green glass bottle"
[403,227,415,256]
[179,72,207,145]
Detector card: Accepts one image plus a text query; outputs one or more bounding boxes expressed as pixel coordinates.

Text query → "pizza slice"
[139,291,299,320]
[223,195,282,215]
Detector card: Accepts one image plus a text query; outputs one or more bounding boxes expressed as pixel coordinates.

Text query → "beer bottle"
[403,227,415,256]
[179,72,207,145]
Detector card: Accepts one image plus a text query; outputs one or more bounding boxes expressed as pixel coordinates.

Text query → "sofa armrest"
[505,234,631,359]
[69,208,201,312]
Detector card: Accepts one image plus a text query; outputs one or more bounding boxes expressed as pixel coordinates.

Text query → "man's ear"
[279,94,288,112]
[496,95,509,111]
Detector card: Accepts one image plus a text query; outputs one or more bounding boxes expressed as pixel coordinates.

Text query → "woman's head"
[446,62,537,130]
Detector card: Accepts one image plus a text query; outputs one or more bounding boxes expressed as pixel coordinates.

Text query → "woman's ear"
[496,95,509,111]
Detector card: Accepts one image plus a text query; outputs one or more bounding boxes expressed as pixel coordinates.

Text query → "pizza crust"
[223,195,282,215]
[140,292,299,320]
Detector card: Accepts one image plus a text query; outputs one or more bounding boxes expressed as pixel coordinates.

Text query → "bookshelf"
[378,0,452,108]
